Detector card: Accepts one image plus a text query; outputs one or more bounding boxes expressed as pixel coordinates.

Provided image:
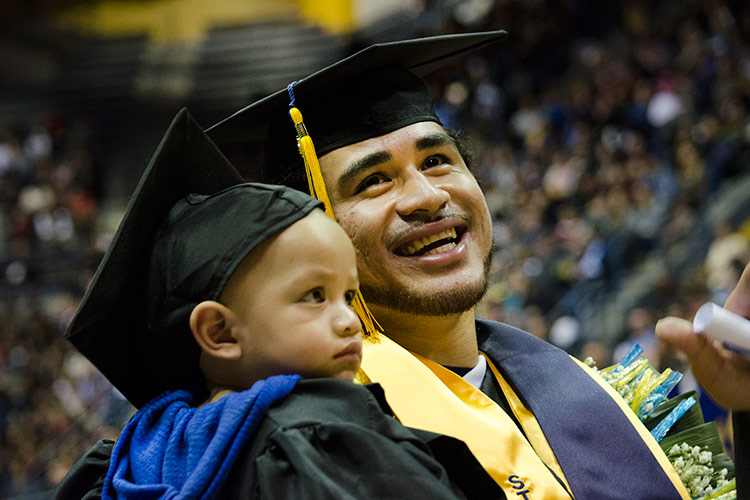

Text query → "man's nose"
[334,302,362,338]
[394,171,450,218]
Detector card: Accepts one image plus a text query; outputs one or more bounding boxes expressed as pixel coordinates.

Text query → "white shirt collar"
[462,354,486,388]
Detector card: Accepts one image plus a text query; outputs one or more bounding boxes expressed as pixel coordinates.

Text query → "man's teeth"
[402,228,457,256]
[424,242,456,255]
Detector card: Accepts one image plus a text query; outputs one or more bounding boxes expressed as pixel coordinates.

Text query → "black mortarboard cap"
[65,109,322,408]
[205,30,506,191]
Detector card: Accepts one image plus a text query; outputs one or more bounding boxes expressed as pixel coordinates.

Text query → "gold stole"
[360,334,573,499]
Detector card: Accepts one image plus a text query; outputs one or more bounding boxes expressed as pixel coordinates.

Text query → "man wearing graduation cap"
[203,30,749,499]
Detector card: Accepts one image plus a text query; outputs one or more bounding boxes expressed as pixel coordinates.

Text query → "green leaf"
[703,478,736,499]
[659,422,723,456]
[712,453,735,481]
[643,390,704,436]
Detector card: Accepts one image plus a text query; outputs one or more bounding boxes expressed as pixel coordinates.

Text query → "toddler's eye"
[301,288,325,304]
[344,290,357,306]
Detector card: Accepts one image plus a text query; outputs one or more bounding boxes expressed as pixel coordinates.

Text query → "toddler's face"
[225,210,363,383]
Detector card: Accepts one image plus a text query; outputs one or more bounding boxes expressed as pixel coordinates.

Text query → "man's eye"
[424,154,449,169]
[354,174,388,194]
[301,288,325,303]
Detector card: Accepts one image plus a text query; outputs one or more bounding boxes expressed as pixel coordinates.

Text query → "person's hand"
[655,263,750,412]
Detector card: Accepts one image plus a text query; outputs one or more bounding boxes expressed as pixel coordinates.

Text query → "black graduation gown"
[54,379,501,499]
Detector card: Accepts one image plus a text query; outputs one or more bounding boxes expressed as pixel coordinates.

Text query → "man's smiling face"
[319,121,494,318]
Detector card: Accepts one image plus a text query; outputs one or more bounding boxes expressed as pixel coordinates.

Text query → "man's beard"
[360,247,493,317]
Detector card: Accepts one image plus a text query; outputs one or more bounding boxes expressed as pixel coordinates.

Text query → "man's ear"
[190,301,242,360]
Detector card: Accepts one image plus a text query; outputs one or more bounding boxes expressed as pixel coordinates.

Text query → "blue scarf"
[103,375,300,500]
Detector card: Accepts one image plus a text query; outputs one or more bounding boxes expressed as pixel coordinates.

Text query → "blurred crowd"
[0,113,133,497]
[423,0,750,366]
[3,0,750,496]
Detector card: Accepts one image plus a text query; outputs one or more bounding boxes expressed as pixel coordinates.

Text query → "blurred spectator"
[613,307,661,369]
[579,339,611,368]
[704,220,750,304]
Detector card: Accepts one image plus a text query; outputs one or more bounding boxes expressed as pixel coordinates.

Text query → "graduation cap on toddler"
[65,109,323,408]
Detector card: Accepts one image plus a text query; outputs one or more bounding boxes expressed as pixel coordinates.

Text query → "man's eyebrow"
[334,132,456,191]
[415,132,456,151]
[336,150,392,190]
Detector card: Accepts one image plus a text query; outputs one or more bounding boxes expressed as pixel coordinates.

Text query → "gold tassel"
[289,106,382,338]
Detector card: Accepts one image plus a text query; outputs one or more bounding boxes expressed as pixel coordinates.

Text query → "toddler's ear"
[190,301,242,360]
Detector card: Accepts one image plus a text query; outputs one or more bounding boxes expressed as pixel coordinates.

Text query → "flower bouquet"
[585,344,737,499]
